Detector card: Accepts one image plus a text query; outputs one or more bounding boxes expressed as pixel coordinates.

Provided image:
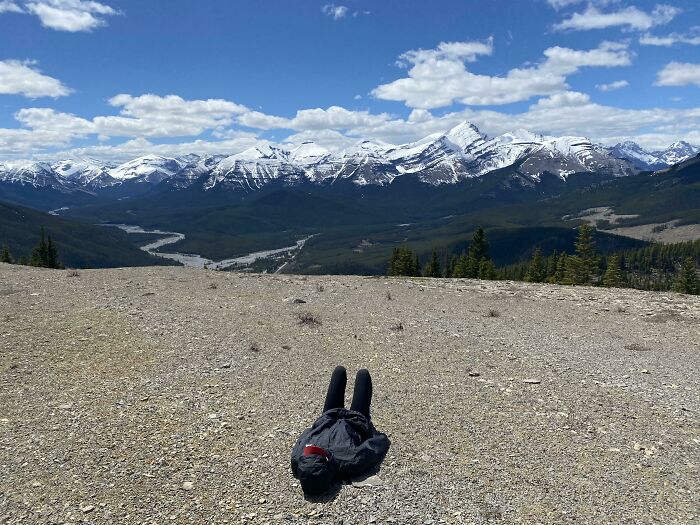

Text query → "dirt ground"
[1,264,699,524]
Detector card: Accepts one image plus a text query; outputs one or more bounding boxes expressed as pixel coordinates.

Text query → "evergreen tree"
[545,250,558,282]
[478,259,496,280]
[468,227,489,263]
[674,257,699,295]
[574,224,598,284]
[29,227,50,268]
[446,255,458,278]
[525,247,546,283]
[389,246,420,277]
[603,255,624,288]
[553,253,568,284]
[452,252,468,278]
[423,250,442,278]
[465,227,491,279]
[0,243,12,264]
[47,235,60,269]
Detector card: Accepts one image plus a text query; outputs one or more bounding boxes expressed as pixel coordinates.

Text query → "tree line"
[387,224,700,295]
[1,227,62,269]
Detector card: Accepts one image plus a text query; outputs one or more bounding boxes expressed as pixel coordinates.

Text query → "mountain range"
[1,122,697,199]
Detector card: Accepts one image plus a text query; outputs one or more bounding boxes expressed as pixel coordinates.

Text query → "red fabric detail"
[303,445,330,459]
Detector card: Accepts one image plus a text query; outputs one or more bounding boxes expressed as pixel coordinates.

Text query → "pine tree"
[574,224,598,284]
[1,243,12,264]
[564,255,584,285]
[525,247,546,283]
[478,259,496,280]
[674,257,699,295]
[468,227,489,263]
[412,255,421,277]
[554,253,568,284]
[29,227,49,268]
[603,255,624,288]
[388,246,420,277]
[452,253,468,278]
[423,250,441,278]
[545,250,558,282]
[47,235,60,269]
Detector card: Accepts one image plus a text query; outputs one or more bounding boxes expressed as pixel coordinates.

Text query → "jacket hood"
[296,454,334,495]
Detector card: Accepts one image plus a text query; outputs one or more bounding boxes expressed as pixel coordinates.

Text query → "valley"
[1,122,699,274]
[107,223,314,271]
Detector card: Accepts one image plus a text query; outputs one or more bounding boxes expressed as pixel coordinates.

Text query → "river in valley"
[105,224,312,271]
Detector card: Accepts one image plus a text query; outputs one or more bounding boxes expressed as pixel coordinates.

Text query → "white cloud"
[282,129,357,152]
[322,4,347,20]
[372,40,631,109]
[0,59,72,98]
[0,1,23,13]
[596,79,629,91]
[3,0,120,32]
[11,94,251,150]
[547,0,584,9]
[640,28,700,46]
[554,4,680,32]
[238,105,394,132]
[655,62,700,87]
[48,133,261,162]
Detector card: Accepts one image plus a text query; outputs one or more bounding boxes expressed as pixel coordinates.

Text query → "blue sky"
[0,0,699,160]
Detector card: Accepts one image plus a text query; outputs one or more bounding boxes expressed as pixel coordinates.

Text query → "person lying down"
[290,366,391,496]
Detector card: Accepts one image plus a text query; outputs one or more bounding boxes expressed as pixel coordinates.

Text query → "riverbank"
[104,224,313,271]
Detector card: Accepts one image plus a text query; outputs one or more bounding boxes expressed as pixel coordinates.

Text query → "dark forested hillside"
[0,201,176,268]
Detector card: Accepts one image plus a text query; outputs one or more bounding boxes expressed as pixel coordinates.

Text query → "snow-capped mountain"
[52,158,116,190]
[0,160,71,190]
[609,140,699,171]
[654,141,699,166]
[1,123,696,196]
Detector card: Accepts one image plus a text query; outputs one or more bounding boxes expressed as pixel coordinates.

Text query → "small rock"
[468,371,480,377]
[523,379,541,384]
[351,475,383,488]
[80,505,95,514]
[258,497,266,504]
[641,369,649,374]
[57,403,73,410]
[181,481,194,491]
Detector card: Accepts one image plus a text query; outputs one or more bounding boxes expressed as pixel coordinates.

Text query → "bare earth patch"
[604,221,700,243]
[566,207,700,243]
[0,264,699,524]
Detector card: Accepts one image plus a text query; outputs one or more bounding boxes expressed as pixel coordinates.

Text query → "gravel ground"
[1,263,699,525]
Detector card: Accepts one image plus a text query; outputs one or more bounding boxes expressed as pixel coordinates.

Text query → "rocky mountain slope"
[1,264,698,524]
[6,122,693,197]
[609,140,699,171]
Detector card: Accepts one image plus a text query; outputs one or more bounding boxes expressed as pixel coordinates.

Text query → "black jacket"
[291,408,390,480]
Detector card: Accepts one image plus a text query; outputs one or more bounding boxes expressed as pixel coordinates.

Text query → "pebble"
[523,379,541,384]
[80,505,95,513]
[181,481,194,491]
[351,475,383,488]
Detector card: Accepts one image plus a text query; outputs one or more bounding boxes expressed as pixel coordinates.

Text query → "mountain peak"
[444,121,487,150]
[288,141,330,161]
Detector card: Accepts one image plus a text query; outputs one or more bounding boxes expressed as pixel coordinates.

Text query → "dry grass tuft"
[296,312,321,327]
